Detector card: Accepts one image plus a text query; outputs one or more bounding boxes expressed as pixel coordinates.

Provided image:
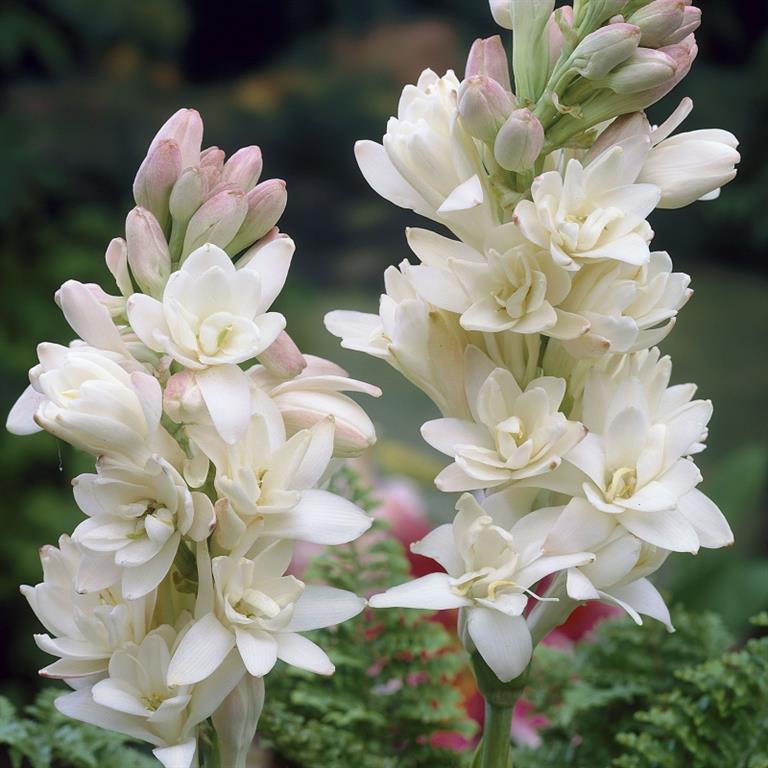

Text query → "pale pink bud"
[163,370,205,424]
[465,36,512,91]
[494,108,545,172]
[148,108,203,170]
[547,6,575,72]
[199,146,225,195]
[659,5,700,46]
[257,331,307,378]
[628,0,686,48]
[225,178,287,256]
[458,75,514,143]
[104,237,132,297]
[181,186,248,259]
[572,23,642,79]
[221,146,263,192]
[601,47,677,93]
[132,139,181,233]
[125,207,171,297]
[168,166,204,225]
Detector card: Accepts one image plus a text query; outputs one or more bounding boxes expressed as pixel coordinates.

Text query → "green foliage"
[259,466,477,768]
[0,688,155,768]
[514,608,768,768]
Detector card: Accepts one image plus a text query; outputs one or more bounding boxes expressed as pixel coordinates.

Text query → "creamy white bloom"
[355,69,497,247]
[167,540,365,684]
[557,250,691,357]
[56,625,247,768]
[422,346,585,491]
[127,240,291,443]
[21,535,155,680]
[326,262,473,419]
[403,225,588,340]
[187,392,371,550]
[514,146,661,270]
[538,362,733,553]
[8,343,162,465]
[370,493,593,682]
[248,355,381,458]
[72,457,215,599]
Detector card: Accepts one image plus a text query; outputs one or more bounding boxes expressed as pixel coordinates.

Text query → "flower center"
[605,466,638,502]
[142,693,165,712]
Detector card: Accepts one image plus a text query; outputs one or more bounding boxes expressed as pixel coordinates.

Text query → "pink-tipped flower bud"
[125,207,171,298]
[148,108,203,170]
[132,139,181,233]
[221,146,264,192]
[465,36,512,91]
[198,146,225,195]
[628,0,686,48]
[571,23,642,79]
[225,178,287,256]
[601,47,677,93]
[168,166,204,225]
[163,370,206,425]
[547,5,575,72]
[181,186,248,259]
[257,331,307,378]
[659,5,700,46]
[494,108,545,172]
[458,75,515,143]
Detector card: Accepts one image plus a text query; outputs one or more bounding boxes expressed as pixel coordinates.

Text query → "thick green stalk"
[480,701,514,768]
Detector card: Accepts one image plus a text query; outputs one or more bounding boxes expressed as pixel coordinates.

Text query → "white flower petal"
[196,364,252,445]
[167,613,235,686]
[234,628,277,677]
[285,586,365,632]
[369,573,471,610]
[276,633,334,675]
[466,608,532,683]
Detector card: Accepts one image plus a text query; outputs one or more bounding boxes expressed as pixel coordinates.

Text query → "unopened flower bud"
[659,5,701,46]
[148,108,203,170]
[458,75,514,143]
[163,370,206,424]
[494,108,545,172]
[221,146,263,192]
[132,139,181,233]
[547,6,575,72]
[211,677,265,768]
[168,166,204,226]
[627,0,686,48]
[125,207,171,297]
[586,111,651,162]
[181,186,248,259]
[104,237,132,297]
[465,36,512,91]
[601,47,677,93]
[490,0,554,31]
[225,178,287,256]
[573,0,626,32]
[257,331,307,378]
[572,23,642,79]
[199,146,225,194]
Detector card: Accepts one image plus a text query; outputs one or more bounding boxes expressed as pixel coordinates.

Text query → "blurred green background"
[0,0,766,703]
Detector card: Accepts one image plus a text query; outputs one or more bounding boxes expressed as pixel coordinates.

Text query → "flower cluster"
[328,0,737,686]
[8,110,379,767]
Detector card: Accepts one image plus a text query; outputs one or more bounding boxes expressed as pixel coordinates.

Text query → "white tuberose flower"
[21,536,155,680]
[370,494,593,682]
[72,457,215,599]
[422,346,585,491]
[167,540,365,684]
[127,240,292,443]
[355,69,496,247]
[56,625,247,768]
[514,146,661,270]
[10,343,162,466]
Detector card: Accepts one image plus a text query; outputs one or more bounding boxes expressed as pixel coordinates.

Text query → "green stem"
[480,701,514,768]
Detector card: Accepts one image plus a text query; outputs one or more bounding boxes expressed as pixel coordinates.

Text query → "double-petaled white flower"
[556,250,692,357]
[355,69,496,247]
[21,536,156,680]
[127,240,292,444]
[371,493,593,681]
[56,625,247,768]
[8,343,162,466]
[248,355,381,458]
[402,225,588,340]
[71,456,215,599]
[186,393,371,550]
[422,346,585,491]
[514,145,661,270]
[167,540,365,684]
[539,360,732,553]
